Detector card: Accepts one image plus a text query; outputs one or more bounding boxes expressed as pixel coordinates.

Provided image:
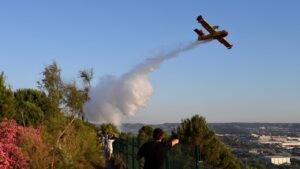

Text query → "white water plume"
[84,40,210,125]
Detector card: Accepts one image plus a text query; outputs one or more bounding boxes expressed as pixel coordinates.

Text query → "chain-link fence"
[113,138,214,169]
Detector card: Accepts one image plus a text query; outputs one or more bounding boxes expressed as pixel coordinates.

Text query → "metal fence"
[113,138,214,169]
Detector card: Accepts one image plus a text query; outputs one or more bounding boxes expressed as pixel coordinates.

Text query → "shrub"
[48,118,105,168]
[0,118,53,169]
[0,119,28,169]
[18,125,51,169]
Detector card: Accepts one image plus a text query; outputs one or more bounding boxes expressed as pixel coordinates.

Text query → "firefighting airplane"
[194,15,233,49]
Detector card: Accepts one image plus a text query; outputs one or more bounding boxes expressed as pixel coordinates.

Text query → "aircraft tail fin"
[194,29,205,40]
[213,26,219,29]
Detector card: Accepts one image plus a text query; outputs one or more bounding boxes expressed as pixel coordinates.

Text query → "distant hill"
[121,122,300,136]
[121,123,179,134]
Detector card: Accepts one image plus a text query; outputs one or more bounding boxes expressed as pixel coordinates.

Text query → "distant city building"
[287,137,300,142]
[259,135,286,142]
[259,126,266,130]
[281,142,300,147]
[262,156,291,165]
[249,149,259,155]
[257,135,300,148]
[251,133,259,138]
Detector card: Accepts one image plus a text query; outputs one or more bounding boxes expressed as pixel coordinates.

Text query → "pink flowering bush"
[0,119,28,169]
[0,143,10,168]
[0,118,52,169]
[18,125,51,169]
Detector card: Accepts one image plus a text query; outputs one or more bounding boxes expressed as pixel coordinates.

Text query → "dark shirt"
[137,141,172,169]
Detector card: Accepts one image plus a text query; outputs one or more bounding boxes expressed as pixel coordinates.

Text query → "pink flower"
[0,119,28,169]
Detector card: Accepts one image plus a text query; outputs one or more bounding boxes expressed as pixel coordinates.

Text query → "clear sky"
[1,1,299,123]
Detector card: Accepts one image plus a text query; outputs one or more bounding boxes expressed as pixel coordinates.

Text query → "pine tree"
[0,72,16,120]
[138,125,154,141]
[177,114,241,169]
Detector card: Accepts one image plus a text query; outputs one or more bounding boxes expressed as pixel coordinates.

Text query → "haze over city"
[1,1,299,124]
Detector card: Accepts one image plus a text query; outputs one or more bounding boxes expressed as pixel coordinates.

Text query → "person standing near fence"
[107,134,116,160]
[137,128,179,169]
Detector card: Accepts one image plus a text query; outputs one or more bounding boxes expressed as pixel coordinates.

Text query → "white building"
[258,135,300,148]
[281,141,300,147]
[263,156,291,165]
[287,137,300,141]
[259,135,286,142]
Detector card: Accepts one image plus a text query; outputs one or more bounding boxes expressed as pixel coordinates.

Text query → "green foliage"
[38,63,93,121]
[99,123,119,136]
[52,119,104,168]
[17,101,44,126]
[0,72,16,120]
[37,62,63,113]
[245,166,258,169]
[1,63,105,169]
[291,158,300,164]
[79,69,93,88]
[177,114,241,169]
[78,69,93,120]
[137,125,153,141]
[63,82,87,119]
[79,69,93,97]
[36,62,104,168]
[41,115,105,168]
[14,89,52,126]
[42,112,67,145]
[111,154,127,169]
[17,125,52,169]
[118,132,133,139]
[167,144,197,169]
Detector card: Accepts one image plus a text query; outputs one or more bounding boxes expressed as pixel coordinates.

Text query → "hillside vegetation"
[0,63,105,169]
[1,62,241,169]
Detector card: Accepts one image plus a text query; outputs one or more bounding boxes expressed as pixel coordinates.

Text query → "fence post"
[132,137,135,169]
[165,152,170,169]
[117,139,120,154]
[195,145,203,169]
[126,137,129,166]
[122,139,125,162]
[113,140,117,155]
[137,138,143,169]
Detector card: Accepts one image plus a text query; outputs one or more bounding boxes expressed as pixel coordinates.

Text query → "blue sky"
[1,1,299,123]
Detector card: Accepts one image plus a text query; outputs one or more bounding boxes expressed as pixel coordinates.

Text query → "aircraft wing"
[197,16,216,34]
[217,37,233,49]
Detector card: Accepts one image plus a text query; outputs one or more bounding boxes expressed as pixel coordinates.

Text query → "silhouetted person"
[106,135,115,160]
[137,128,179,169]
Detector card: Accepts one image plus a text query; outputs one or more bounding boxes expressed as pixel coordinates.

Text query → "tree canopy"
[14,89,52,126]
[177,114,241,169]
[37,62,63,114]
[138,125,153,141]
[0,63,105,169]
[0,72,16,120]
[99,123,119,136]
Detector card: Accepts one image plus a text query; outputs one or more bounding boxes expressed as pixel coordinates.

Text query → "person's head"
[153,128,164,141]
